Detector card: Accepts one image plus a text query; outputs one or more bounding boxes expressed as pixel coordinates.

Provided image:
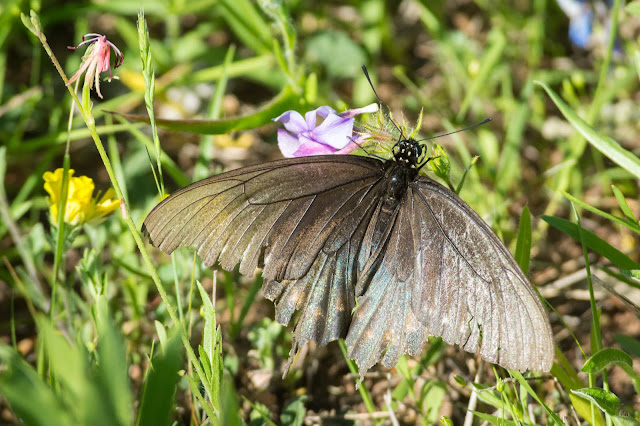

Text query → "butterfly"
[142,122,554,382]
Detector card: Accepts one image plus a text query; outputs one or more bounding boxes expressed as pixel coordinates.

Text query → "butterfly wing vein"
[143,156,553,377]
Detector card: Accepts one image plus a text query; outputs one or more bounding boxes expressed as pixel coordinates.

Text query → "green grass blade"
[562,191,640,234]
[542,215,640,271]
[514,206,532,274]
[95,297,133,426]
[470,411,518,425]
[38,318,119,425]
[0,344,71,425]
[457,28,506,119]
[509,370,563,424]
[137,329,183,426]
[611,185,639,225]
[535,81,640,179]
[119,85,303,135]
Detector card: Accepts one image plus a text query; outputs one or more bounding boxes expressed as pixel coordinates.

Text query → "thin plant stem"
[572,203,610,425]
[24,10,214,413]
[50,80,77,322]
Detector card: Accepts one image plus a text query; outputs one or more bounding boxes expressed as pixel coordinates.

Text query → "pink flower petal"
[277,129,301,158]
[304,106,338,130]
[314,105,337,118]
[273,110,308,133]
[304,110,318,130]
[293,140,337,157]
[339,103,378,118]
[313,114,354,149]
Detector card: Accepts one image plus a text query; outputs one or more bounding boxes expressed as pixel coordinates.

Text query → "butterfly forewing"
[144,154,389,357]
[144,155,383,277]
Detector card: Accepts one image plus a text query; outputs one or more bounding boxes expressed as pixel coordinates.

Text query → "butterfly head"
[392,138,425,169]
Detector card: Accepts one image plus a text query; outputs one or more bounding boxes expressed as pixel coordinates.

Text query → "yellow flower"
[43,168,119,226]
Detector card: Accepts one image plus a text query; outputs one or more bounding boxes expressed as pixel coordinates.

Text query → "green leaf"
[509,370,564,424]
[119,85,304,135]
[220,372,244,426]
[197,280,216,362]
[391,357,412,400]
[571,388,619,416]
[420,381,446,424]
[550,355,605,426]
[612,414,640,426]
[514,206,532,274]
[211,325,224,412]
[542,215,640,270]
[582,348,640,395]
[137,329,183,426]
[0,344,71,425]
[154,320,168,350]
[38,318,120,425]
[535,81,640,179]
[440,416,454,426]
[305,31,367,78]
[280,396,306,426]
[198,345,212,381]
[248,401,275,425]
[626,1,640,17]
[196,280,223,410]
[582,348,632,373]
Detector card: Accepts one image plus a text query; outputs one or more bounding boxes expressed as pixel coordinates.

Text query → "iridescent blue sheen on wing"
[143,137,554,383]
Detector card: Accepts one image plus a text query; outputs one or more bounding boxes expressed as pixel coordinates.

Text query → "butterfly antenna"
[417,117,492,142]
[361,65,405,137]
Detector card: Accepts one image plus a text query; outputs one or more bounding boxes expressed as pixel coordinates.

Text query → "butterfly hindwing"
[346,193,429,377]
[343,176,553,379]
[411,176,553,372]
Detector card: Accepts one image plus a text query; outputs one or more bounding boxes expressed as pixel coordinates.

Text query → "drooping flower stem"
[22,11,90,122]
[24,10,212,410]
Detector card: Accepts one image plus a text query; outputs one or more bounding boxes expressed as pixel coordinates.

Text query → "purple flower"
[67,33,124,99]
[274,104,378,157]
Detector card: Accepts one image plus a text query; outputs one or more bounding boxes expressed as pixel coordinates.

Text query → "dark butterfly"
[143,130,554,381]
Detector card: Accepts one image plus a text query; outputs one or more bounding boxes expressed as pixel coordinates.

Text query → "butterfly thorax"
[371,140,422,251]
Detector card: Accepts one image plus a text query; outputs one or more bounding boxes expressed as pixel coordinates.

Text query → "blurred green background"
[1,0,640,424]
